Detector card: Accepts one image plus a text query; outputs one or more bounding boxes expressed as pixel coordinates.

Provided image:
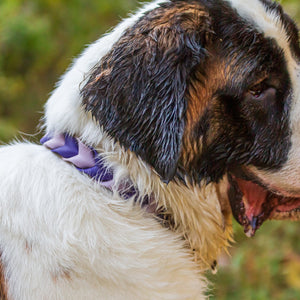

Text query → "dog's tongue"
[233,177,300,237]
[235,178,268,237]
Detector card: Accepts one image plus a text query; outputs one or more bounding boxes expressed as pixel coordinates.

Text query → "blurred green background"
[0,0,299,299]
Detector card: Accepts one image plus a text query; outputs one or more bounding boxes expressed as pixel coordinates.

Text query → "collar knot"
[41,133,114,188]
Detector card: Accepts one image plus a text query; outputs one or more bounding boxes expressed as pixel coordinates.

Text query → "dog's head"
[81,0,300,236]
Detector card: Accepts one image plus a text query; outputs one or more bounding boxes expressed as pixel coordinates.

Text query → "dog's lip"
[227,172,300,237]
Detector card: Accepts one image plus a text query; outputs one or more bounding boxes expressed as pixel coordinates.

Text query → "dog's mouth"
[228,171,300,237]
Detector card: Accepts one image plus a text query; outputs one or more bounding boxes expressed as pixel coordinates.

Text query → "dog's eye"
[248,82,268,98]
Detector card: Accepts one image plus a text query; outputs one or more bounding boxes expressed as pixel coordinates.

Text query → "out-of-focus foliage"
[0,0,299,141]
[0,0,144,142]
[207,220,300,299]
[1,0,300,299]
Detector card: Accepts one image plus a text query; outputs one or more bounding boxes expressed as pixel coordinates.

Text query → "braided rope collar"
[41,134,123,190]
[41,133,158,212]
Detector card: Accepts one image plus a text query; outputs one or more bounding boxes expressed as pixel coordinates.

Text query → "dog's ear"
[81,3,211,182]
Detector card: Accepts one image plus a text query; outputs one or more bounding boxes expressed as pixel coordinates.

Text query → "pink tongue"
[237,178,268,219]
[235,178,268,236]
[233,177,300,236]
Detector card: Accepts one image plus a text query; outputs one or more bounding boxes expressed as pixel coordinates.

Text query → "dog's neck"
[43,46,232,269]
[41,132,161,213]
[100,136,233,269]
[43,123,232,269]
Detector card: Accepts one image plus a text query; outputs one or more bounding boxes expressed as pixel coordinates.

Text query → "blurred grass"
[207,220,300,299]
[0,0,300,299]
[0,0,143,143]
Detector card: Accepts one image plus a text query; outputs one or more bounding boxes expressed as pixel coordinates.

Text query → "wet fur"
[0,0,299,299]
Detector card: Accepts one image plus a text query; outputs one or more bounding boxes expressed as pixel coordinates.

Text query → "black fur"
[180,0,293,182]
[81,2,211,182]
[81,0,298,184]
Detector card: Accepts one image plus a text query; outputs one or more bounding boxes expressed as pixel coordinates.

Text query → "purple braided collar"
[41,133,155,206]
[41,133,116,189]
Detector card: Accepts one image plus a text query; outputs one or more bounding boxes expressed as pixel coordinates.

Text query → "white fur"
[2,0,298,298]
[1,2,231,299]
[44,0,232,272]
[0,143,209,300]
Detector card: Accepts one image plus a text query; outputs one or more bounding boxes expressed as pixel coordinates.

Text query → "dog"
[0,0,299,299]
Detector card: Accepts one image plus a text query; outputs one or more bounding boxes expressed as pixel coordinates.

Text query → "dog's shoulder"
[0,142,206,299]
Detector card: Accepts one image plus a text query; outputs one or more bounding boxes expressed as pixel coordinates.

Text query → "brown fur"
[0,255,7,300]
[182,57,227,165]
